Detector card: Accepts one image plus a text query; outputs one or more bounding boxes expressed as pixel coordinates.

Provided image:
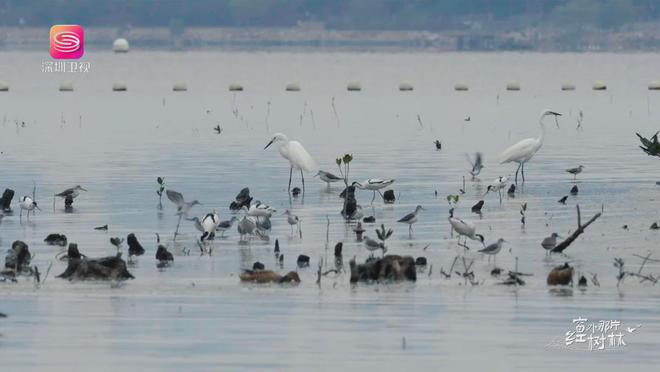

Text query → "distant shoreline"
[3,26,660,52]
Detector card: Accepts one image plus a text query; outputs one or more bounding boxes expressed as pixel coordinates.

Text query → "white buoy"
[347,82,362,91]
[454,83,469,91]
[398,82,414,91]
[285,82,301,91]
[649,81,660,90]
[592,81,607,90]
[112,82,127,91]
[561,83,576,91]
[59,81,74,92]
[113,38,130,53]
[229,83,243,91]
[0,81,8,91]
[172,82,187,92]
[506,81,521,91]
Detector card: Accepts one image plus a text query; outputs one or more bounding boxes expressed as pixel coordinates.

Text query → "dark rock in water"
[363,216,376,223]
[334,242,343,257]
[339,186,356,199]
[578,275,588,287]
[350,255,417,283]
[415,257,427,266]
[156,245,174,263]
[1,188,15,212]
[491,267,502,276]
[5,241,31,271]
[57,253,134,281]
[471,200,484,213]
[64,195,74,211]
[291,187,301,197]
[94,224,108,231]
[230,187,252,211]
[507,184,516,196]
[651,222,660,230]
[547,263,574,286]
[252,261,265,270]
[66,243,82,260]
[44,233,67,247]
[570,185,578,195]
[127,233,145,256]
[558,196,568,204]
[278,254,284,266]
[0,312,6,318]
[274,239,280,256]
[297,254,310,268]
[383,190,396,204]
[240,270,300,284]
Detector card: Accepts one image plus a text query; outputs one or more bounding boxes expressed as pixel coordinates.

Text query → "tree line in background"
[0,0,657,31]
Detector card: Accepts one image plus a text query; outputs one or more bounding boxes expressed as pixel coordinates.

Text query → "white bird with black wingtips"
[352,178,395,203]
[199,211,220,242]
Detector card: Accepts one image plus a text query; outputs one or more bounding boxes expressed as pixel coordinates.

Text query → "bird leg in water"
[288,167,293,193]
[371,191,376,204]
[521,163,526,183]
[173,215,182,241]
[515,163,521,185]
[300,169,305,194]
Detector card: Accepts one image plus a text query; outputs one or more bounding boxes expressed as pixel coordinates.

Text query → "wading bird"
[316,170,343,188]
[397,205,424,235]
[352,178,395,203]
[465,152,483,177]
[264,133,318,194]
[541,233,562,254]
[284,210,301,236]
[19,183,39,222]
[363,236,386,257]
[448,216,485,250]
[485,176,509,203]
[200,211,220,242]
[479,238,506,264]
[499,109,561,184]
[216,216,238,237]
[53,185,87,209]
[566,165,584,180]
[166,189,200,239]
[237,215,257,241]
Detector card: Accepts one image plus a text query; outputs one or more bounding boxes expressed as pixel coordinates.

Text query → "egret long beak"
[264,139,274,150]
[81,187,88,192]
[551,111,562,116]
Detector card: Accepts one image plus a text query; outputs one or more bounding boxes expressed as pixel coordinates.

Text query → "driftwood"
[57,253,134,281]
[552,205,601,253]
[239,270,300,284]
[547,263,574,285]
[350,255,416,283]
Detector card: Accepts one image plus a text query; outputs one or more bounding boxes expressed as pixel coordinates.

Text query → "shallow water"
[2,52,660,371]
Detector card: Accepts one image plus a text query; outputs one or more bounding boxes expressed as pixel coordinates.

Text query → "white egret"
[352,178,395,203]
[397,205,424,235]
[448,216,484,249]
[264,133,318,193]
[499,109,561,184]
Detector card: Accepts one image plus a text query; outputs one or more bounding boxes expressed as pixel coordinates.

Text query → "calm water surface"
[2,52,660,371]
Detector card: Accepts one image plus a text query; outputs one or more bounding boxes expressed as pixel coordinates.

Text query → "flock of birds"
[0,108,590,280]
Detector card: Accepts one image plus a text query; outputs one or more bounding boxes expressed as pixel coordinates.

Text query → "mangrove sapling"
[375,224,393,249]
[156,177,165,208]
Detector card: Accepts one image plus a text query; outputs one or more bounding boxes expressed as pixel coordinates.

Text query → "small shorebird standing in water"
[166,189,200,240]
[397,205,424,236]
[485,176,508,203]
[216,216,238,237]
[53,185,87,209]
[434,140,442,150]
[316,170,343,188]
[541,233,562,254]
[465,152,484,177]
[566,165,584,180]
[479,238,506,264]
[353,178,395,203]
[363,236,386,257]
[284,210,301,237]
[19,183,40,222]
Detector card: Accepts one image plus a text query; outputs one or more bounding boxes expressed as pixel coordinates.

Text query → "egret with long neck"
[499,109,561,184]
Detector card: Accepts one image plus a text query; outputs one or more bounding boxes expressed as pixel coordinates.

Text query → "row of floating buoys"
[3,80,660,93]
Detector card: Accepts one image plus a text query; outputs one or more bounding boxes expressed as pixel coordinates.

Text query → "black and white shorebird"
[166,189,200,239]
[541,233,562,254]
[284,210,301,236]
[363,236,386,256]
[213,125,222,134]
[353,178,395,203]
[434,140,442,150]
[247,201,276,218]
[465,152,484,177]
[471,200,484,213]
[53,185,87,209]
[200,211,220,242]
[448,216,485,250]
[566,165,584,180]
[155,234,174,266]
[485,176,508,203]
[216,216,238,237]
[316,170,343,188]
[397,205,424,235]
[18,196,39,222]
[479,238,506,264]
